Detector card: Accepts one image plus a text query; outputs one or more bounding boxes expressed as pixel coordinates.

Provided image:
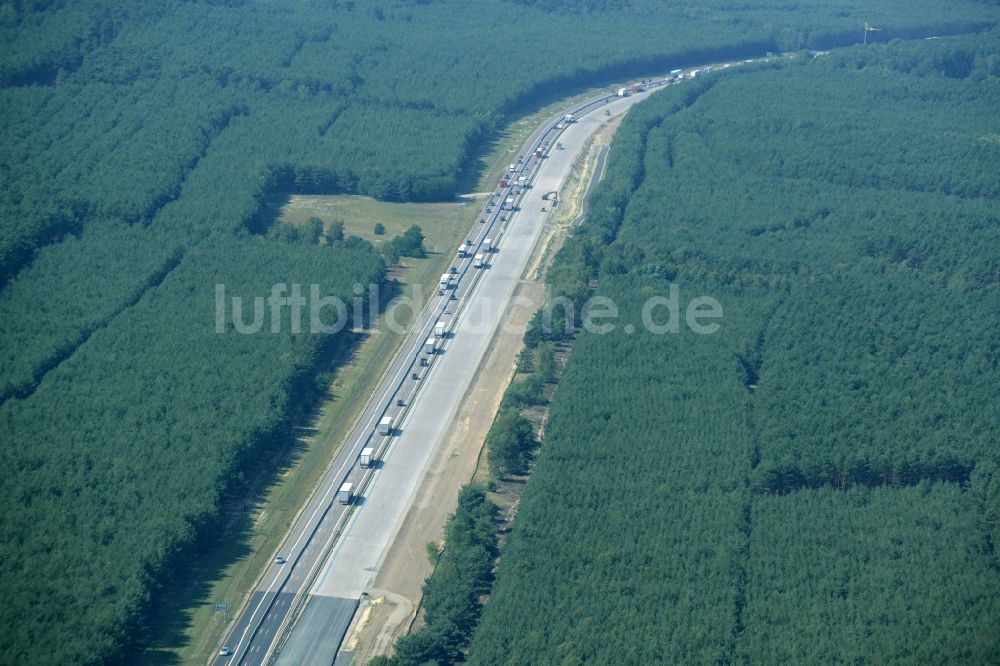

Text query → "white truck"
[503,196,515,211]
[378,414,394,435]
[474,253,485,269]
[424,337,437,354]
[435,321,446,338]
[438,273,451,293]
[517,175,528,189]
[483,237,493,253]
[563,113,575,123]
[360,447,375,469]
[617,87,628,97]
[338,482,353,505]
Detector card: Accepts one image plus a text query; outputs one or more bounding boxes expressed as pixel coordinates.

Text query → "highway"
[211,64,726,665]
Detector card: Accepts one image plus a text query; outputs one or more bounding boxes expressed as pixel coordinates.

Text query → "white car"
[274,555,286,564]
[219,646,232,657]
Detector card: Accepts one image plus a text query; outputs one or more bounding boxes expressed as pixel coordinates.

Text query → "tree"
[399,224,427,258]
[267,222,300,244]
[303,217,324,245]
[327,219,345,243]
[486,408,536,479]
[382,224,428,265]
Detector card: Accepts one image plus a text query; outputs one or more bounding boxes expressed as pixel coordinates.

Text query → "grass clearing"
[278,194,479,248]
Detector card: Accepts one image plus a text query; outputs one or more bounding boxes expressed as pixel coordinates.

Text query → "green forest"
[466,32,1000,664]
[1,0,998,663]
[371,484,499,666]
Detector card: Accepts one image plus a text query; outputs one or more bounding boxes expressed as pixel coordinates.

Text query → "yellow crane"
[863,21,881,45]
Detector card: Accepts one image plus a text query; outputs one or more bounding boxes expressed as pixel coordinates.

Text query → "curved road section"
[212,63,734,666]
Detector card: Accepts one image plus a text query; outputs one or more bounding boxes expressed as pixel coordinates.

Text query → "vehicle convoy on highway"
[211,61,735,664]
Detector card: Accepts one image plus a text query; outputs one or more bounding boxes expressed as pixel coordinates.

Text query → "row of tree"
[0,236,385,664]
[743,484,1000,663]
[4,0,995,281]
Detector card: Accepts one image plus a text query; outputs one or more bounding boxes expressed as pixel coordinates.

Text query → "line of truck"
[332,72,696,507]
[336,166,520,506]
[333,57,719,615]
[333,63,727,506]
